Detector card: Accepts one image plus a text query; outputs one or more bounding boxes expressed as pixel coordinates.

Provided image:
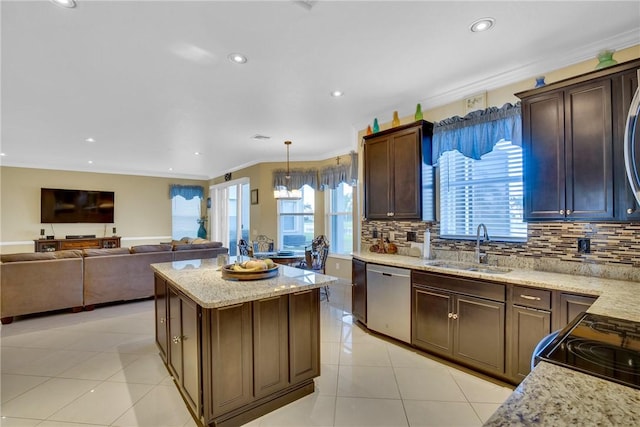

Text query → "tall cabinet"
[517,59,640,221]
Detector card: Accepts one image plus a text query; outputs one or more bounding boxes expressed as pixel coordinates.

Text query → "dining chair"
[300,235,331,301]
[252,235,274,253]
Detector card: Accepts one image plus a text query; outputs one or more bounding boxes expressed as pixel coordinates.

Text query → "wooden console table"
[34,237,121,252]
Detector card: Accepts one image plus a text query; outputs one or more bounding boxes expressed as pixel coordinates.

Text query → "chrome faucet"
[476,224,489,264]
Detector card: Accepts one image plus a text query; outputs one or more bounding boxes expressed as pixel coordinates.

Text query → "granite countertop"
[352,251,640,426]
[151,258,340,308]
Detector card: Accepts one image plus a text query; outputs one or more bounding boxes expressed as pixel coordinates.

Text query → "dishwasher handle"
[367,265,411,278]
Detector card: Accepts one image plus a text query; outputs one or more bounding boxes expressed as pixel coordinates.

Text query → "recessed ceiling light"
[50,0,76,8]
[85,137,95,143]
[330,90,344,97]
[194,152,201,156]
[169,167,173,171]
[227,53,248,64]
[0,153,6,157]
[470,17,495,33]
[88,160,93,164]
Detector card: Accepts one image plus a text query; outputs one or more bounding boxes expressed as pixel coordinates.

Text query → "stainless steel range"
[536,312,640,389]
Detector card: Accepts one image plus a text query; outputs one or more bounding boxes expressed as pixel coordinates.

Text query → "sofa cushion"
[83,248,131,257]
[172,241,222,251]
[1,250,83,263]
[130,244,173,254]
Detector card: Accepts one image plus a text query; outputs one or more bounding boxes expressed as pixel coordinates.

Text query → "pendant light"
[274,140,302,200]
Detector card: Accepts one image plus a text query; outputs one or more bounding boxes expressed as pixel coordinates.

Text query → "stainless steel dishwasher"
[366,264,411,343]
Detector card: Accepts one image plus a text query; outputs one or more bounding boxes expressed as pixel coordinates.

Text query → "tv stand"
[34,237,121,252]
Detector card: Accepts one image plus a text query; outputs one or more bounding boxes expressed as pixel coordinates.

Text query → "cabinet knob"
[452,313,458,320]
[566,209,572,215]
[627,208,635,214]
[389,212,394,217]
[172,336,181,344]
[559,210,564,215]
[447,312,453,319]
[160,317,165,324]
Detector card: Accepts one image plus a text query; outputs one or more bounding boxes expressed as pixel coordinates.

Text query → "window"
[327,182,353,255]
[171,195,201,240]
[278,185,314,251]
[210,179,250,256]
[439,139,525,241]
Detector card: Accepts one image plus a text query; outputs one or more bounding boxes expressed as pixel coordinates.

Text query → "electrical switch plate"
[578,238,591,254]
[407,231,417,242]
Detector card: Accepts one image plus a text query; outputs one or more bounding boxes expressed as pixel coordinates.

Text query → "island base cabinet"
[154,276,168,362]
[167,287,201,418]
[289,289,320,384]
[204,302,254,419]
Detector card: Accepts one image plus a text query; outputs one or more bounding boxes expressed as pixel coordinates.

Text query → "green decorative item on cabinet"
[392,111,400,127]
[373,118,380,133]
[414,103,423,121]
[595,50,617,69]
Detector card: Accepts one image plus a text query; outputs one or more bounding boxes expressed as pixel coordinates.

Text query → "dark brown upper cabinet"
[363,120,433,220]
[517,58,640,221]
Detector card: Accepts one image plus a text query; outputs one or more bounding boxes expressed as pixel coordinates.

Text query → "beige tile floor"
[1,281,513,426]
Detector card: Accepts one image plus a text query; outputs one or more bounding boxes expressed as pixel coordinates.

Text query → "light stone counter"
[352,251,640,426]
[151,258,340,308]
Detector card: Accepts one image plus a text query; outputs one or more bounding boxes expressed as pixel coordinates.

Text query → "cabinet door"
[558,293,596,328]
[411,286,452,355]
[351,259,367,324]
[391,127,422,219]
[205,302,253,418]
[167,287,183,381]
[454,295,505,374]
[523,91,566,220]
[154,276,168,362]
[289,289,320,384]
[180,295,200,414]
[565,79,614,219]
[510,306,551,381]
[253,295,289,398]
[364,135,391,219]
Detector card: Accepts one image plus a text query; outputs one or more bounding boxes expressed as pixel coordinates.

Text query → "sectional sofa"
[0,241,228,324]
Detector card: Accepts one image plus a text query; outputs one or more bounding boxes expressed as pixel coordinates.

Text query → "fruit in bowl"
[232,258,276,272]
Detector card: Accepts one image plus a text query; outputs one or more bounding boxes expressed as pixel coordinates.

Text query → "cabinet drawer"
[413,271,505,302]
[512,286,551,310]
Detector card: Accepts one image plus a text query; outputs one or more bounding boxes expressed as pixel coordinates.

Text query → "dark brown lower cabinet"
[351,258,367,324]
[167,286,201,416]
[558,293,597,328]
[510,306,551,381]
[289,290,320,384]
[412,272,505,376]
[156,274,320,427]
[154,276,168,362]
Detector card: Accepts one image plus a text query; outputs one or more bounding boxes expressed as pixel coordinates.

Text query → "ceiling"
[2,1,639,180]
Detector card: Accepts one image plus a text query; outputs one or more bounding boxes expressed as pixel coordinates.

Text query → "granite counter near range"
[151,259,339,427]
[351,251,640,426]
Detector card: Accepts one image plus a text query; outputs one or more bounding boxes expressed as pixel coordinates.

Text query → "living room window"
[438,139,525,241]
[326,182,353,255]
[277,185,314,251]
[171,196,201,240]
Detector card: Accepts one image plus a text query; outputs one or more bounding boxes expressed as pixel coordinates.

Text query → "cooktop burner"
[537,313,640,390]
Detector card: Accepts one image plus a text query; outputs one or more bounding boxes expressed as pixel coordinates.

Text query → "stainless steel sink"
[426,261,511,274]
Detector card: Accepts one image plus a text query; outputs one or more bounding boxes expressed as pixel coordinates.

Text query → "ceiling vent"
[293,1,317,11]
[251,134,271,140]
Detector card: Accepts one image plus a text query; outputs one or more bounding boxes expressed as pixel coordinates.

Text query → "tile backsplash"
[361,220,640,282]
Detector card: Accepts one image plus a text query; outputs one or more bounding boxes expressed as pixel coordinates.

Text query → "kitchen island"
[352,251,640,426]
[151,258,339,427]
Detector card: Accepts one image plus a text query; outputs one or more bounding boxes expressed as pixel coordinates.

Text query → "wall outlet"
[407,231,417,242]
[335,263,340,270]
[578,238,591,254]
[389,231,395,241]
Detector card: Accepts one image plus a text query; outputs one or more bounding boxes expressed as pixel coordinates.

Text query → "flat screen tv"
[41,188,115,223]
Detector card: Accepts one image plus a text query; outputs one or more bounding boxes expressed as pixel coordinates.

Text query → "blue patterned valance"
[432,102,522,164]
[319,152,358,190]
[169,185,204,200]
[273,169,319,191]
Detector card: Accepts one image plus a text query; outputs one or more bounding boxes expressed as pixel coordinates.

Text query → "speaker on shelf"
[40,228,45,239]
[112,227,117,236]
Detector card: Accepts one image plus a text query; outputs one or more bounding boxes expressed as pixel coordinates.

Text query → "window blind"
[439,140,525,241]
